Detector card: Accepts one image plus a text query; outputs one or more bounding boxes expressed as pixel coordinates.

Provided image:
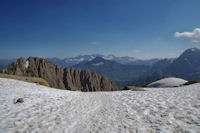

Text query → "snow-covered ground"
[0,78,200,133]
[147,77,188,87]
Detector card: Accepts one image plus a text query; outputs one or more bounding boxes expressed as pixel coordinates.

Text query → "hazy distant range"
[1,48,200,86]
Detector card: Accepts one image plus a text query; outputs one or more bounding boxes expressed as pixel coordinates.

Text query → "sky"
[0,0,200,59]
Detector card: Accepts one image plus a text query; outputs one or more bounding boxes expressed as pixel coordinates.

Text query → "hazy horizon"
[1,0,200,59]
[0,47,199,61]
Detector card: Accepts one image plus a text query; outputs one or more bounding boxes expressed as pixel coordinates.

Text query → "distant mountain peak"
[91,57,106,62]
[180,47,200,59]
[102,54,115,60]
[188,48,199,51]
[183,47,200,53]
[47,54,140,68]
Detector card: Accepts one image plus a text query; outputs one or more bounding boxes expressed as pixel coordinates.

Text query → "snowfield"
[147,77,188,87]
[0,78,200,133]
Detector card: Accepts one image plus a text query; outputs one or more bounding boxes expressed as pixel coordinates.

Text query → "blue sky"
[0,0,200,59]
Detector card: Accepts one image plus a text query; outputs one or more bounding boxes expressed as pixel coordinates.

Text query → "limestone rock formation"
[63,68,117,91]
[3,57,118,91]
[3,57,65,89]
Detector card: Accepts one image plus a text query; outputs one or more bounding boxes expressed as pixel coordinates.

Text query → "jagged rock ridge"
[2,57,118,91]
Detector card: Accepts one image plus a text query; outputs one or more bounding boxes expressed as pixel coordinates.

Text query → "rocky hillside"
[3,57,65,89]
[145,48,200,83]
[63,68,117,91]
[165,48,200,80]
[2,57,118,91]
[130,48,200,86]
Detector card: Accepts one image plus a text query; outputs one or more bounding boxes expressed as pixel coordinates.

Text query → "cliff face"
[3,57,65,89]
[63,68,118,91]
[3,57,118,91]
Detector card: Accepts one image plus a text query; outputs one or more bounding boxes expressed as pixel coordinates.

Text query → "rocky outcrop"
[63,68,117,91]
[3,57,118,91]
[3,57,65,89]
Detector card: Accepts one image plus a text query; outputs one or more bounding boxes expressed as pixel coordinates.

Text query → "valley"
[1,48,200,87]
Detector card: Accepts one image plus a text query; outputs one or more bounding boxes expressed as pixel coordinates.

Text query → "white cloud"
[90,41,98,45]
[174,28,200,43]
[134,50,141,54]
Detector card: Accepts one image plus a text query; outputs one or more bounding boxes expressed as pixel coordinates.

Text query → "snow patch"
[92,62,104,66]
[103,55,115,60]
[65,57,85,63]
[88,56,95,61]
[191,48,197,51]
[147,77,187,87]
[25,60,29,68]
[76,57,84,62]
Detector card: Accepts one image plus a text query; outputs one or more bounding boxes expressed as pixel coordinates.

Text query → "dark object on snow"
[123,86,145,91]
[14,98,24,104]
[184,80,200,85]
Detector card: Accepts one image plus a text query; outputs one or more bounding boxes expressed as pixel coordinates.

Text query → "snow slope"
[0,78,200,133]
[147,77,188,87]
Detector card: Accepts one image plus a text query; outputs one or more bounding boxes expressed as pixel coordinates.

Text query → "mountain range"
[129,48,200,86]
[72,48,200,86]
[0,55,159,70]
[73,57,150,86]
[1,48,200,87]
[2,57,118,91]
[165,48,200,80]
[47,54,159,68]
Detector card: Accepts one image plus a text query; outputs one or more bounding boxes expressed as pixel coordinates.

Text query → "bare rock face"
[63,68,118,91]
[3,57,27,76]
[3,57,118,91]
[3,57,65,89]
